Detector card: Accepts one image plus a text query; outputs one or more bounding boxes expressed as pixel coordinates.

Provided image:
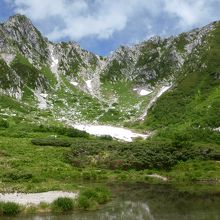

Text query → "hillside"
[0,14,219,132]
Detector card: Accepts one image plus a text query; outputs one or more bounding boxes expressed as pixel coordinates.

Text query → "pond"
[2,183,220,220]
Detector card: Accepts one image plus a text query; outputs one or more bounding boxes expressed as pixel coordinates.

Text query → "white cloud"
[164,0,217,28]
[7,0,160,40]
[5,0,220,43]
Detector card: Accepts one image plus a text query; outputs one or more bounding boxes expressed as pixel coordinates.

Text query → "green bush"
[34,125,90,138]
[2,172,33,182]
[0,202,21,216]
[67,139,214,170]
[31,138,71,147]
[99,135,113,141]
[77,187,111,210]
[77,195,94,209]
[0,118,9,128]
[51,197,74,213]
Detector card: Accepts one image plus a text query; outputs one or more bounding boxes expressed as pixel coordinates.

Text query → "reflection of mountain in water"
[3,184,220,220]
[85,201,155,220]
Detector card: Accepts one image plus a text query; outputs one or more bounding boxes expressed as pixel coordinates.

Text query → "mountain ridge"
[0,14,219,129]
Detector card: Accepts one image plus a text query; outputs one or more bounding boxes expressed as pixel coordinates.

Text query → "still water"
[2,183,220,220]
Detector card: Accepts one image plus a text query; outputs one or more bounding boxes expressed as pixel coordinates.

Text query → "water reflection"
[2,183,220,220]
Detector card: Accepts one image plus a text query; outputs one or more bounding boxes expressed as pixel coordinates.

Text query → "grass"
[100,81,151,122]
[167,160,220,182]
[77,187,111,210]
[0,131,219,193]
[0,202,21,216]
[51,197,74,212]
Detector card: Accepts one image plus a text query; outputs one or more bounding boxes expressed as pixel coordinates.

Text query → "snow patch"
[86,80,92,89]
[70,81,78,86]
[40,93,48,98]
[140,84,172,120]
[35,91,48,109]
[0,53,15,65]
[214,127,220,132]
[146,174,168,181]
[0,191,77,205]
[48,44,60,89]
[139,89,152,96]
[51,54,58,72]
[72,124,149,142]
[156,85,171,98]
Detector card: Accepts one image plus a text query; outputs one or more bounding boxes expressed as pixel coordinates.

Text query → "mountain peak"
[6,14,32,26]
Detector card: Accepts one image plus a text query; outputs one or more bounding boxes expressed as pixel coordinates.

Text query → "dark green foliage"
[31,138,71,147]
[67,139,214,170]
[0,95,29,113]
[34,124,90,138]
[0,118,9,128]
[99,135,113,141]
[51,197,74,212]
[77,195,92,209]
[0,202,21,216]
[77,187,111,210]
[2,171,33,182]
[101,59,126,82]
[10,55,48,90]
[0,59,16,89]
[175,33,188,52]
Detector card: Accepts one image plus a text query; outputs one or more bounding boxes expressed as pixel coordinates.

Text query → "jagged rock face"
[0,15,50,65]
[100,22,215,85]
[0,14,219,123]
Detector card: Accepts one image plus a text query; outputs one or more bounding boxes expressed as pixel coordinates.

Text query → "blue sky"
[1,0,220,55]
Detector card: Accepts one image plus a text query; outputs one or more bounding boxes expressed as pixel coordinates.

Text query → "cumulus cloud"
[4,0,220,54]
[164,0,217,28]
[6,0,161,40]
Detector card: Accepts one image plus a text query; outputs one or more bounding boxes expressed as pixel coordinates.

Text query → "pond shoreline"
[0,191,78,205]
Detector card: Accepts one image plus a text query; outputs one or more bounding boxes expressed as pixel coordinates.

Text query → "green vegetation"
[51,197,74,212]
[67,139,217,170]
[77,187,111,210]
[0,116,219,195]
[33,124,90,138]
[100,81,151,122]
[10,54,49,91]
[144,23,220,134]
[0,202,21,216]
[175,33,188,52]
[31,138,71,147]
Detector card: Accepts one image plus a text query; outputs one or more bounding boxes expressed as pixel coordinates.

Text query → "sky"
[0,0,220,55]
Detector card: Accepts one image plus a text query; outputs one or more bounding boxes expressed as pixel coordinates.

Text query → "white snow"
[51,54,59,73]
[139,89,152,96]
[146,174,168,181]
[85,80,92,89]
[0,191,77,205]
[140,85,172,120]
[155,85,171,98]
[49,44,60,89]
[0,53,15,65]
[214,127,220,132]
[40,93,48,98]
[70,81,79,86]
[72,124,149,142]
[34,91,47,109]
